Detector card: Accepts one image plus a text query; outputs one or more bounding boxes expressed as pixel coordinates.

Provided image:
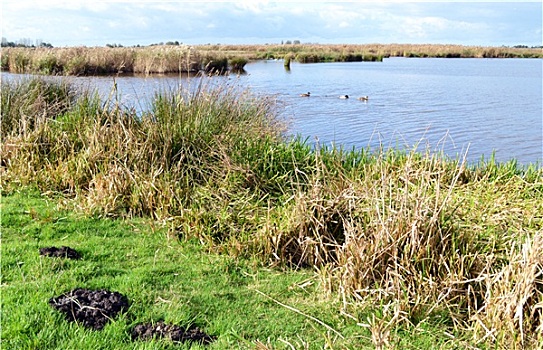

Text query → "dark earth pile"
[132,321,216,345]
[45,251,214,343]
[49,288,129,330]
[40,246,81,259]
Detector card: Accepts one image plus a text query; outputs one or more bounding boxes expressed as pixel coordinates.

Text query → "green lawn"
[1,189,368,349]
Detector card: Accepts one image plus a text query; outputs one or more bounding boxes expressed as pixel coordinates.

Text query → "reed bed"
[2,77,542,348]
[2,44,541,76]
[0,46,245,75]
[195,43,543,60]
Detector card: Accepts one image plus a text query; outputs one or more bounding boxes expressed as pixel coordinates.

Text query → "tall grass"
[2,77,542,348]
[1,77,77,136]
[1,46,248,76]
[1,77,281,216]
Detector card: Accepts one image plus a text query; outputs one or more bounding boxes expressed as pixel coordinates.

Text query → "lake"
[4,58,542,165]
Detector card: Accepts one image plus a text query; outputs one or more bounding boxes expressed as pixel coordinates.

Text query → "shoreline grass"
[2,77,543,348]
[2,43,541,76]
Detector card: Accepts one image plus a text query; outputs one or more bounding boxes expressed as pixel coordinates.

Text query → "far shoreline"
[1,43,541,77]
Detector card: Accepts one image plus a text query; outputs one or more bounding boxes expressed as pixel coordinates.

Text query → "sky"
[1,1,542,47]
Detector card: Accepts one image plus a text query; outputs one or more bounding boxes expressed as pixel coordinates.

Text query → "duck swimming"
[358,96,369,101]
[300,92,311,97]
[339,95,349,99]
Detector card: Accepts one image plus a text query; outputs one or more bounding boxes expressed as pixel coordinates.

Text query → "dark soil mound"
[40,246,81,259]
[132,321,216,345]
[50,288,129,330]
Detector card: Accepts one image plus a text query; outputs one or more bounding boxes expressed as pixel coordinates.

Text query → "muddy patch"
[40,246,81,259]
[50,288,129,330]
[132,321,216,345]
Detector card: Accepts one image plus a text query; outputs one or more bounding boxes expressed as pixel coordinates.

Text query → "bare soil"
[45,249,215,344]
[49,288,129,330]
[132,321,216,345]
[40,246,81,259]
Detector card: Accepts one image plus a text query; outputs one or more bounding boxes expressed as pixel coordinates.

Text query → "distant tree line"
[148,41,182,46]
[281,40,301,45]
[512,44,543,49]
[1,37,53,48]
[2,36,540,50]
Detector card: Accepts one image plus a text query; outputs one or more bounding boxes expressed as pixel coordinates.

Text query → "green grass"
[0,189,350,349]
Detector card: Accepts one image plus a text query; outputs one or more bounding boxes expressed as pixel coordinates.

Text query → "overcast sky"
[2,1,542,47]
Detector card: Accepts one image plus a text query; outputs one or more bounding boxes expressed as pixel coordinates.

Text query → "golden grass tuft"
[471,231,543,347]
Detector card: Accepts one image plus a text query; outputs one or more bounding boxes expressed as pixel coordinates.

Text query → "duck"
[300,92,311,97]
[358,96,369,101]
[339,95,349,99]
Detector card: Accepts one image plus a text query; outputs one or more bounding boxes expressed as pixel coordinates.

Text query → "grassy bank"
[2,43,541,76]
[2,77,543,348]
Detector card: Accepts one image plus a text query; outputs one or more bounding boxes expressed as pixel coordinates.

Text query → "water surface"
[4,58,542,164]
[240,58,542,165]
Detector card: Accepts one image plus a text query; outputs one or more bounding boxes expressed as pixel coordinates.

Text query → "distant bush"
[34,55,61,75]
[64,56,88,75]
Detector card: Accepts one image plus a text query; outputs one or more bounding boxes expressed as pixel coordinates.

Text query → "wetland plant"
[229,56,248,72]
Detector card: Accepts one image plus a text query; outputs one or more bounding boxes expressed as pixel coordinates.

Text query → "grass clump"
[2,77,543,348]
[229,56,248,72]
[1,77,77,138]
[202,56,228,74]
[1,77,283,219]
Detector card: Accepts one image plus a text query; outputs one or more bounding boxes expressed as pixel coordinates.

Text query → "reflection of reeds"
[2,44,540,76]
[2,77,543,348]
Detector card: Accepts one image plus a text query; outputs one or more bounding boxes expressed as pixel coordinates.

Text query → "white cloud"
[394,15,490,43]
[1,1,541,46]
[234,1,270,14]
[401,16,448,38]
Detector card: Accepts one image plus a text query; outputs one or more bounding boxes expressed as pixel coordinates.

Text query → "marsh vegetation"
[2,43,541,76]
[2,77,543,348]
